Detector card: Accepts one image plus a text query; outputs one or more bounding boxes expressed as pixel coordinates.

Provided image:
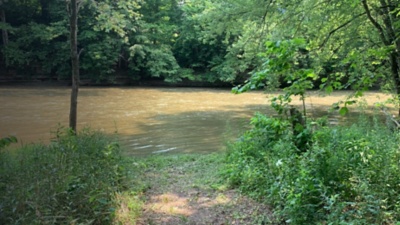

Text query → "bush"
[226,114,400,224]
[0,128,125,224]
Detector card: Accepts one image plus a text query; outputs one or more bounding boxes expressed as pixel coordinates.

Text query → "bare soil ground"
[130,154,273,225]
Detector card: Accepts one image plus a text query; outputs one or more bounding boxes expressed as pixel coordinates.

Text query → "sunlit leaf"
[339,107,349,116]
[345,100,357,105]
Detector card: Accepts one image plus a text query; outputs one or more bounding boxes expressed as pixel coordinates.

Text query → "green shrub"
[0,128,125,224]
[226,114,400,224]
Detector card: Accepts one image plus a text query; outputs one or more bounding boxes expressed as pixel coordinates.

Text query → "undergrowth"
[226,114,400,224]
[0,128,126,224]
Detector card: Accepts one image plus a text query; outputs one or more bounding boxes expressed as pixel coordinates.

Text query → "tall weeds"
[0,128,125,224]
[226,114,400,224]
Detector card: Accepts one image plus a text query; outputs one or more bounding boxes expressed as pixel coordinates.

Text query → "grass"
[0,128,125,224]
[127,153,228,193]
[122,153,272,224]
[0,129,271,225]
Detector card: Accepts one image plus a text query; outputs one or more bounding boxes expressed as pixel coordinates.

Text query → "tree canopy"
[0,0,399,93]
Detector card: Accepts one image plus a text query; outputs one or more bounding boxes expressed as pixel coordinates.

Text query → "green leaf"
[265,41,274,48]
[307,72,316,79]
[332,103,340,110]
[325,85,333,94]
[339,107,349,116]
[232,86,240,94]
[355,91,363,97]
[345,100,357,106]
[292,38,305,46]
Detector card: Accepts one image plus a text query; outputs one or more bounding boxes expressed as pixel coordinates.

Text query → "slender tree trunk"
[0,8,8,47]
[69,0,80,132]
[389,52,400,115]
[39,0,50,24]
[377,0,400,115]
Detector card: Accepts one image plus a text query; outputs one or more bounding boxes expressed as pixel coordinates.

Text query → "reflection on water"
[0,86,392,155]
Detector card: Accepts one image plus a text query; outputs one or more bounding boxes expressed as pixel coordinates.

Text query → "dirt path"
[131,154,273,225]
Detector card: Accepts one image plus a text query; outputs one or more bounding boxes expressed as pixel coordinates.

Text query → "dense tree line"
[0,0,230,84]
[0,0,399,91]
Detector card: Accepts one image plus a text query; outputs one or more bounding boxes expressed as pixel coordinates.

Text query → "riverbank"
[0,131,273,224]
[0,75,235,88]
[123,153,273,224]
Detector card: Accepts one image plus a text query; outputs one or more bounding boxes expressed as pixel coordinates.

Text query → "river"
[0,86,392,155]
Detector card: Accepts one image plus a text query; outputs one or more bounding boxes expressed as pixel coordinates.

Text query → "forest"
[0,0,398,91]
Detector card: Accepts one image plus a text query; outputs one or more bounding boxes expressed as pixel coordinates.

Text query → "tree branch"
[65,0,71,17]
[258,0,275,51]
[378,0,396,40]
[361,0,390,45]
[78,48,84,59]
[319,13,366,49]
[381,107,400,128]
[77,0,83,14]
[279,0,334,25]
[261,0,274,22]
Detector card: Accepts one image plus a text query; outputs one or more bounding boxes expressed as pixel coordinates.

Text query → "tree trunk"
[0,8,8,47]
[389,52,400,116]
[39,0,50,24]
[69,0,80,133]
[362,0,400,115]
[377,0,400,115]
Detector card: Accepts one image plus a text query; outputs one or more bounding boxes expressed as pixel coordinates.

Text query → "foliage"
[129,44,181,82]
[233,38,316,152]
[226,16,400,223]
[1,0,399,88]
[226,113,400,224]
[233,38,316,106]
[0,128,125,224]
[79,0,141,82]
[3,21,70,77]
[0,135,16,150]
[172,0,236,82]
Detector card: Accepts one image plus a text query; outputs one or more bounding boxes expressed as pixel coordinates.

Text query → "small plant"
[233,38,316,116]
[233,38,316,152]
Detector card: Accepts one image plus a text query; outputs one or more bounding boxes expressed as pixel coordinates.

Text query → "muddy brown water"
[0,86,392,155]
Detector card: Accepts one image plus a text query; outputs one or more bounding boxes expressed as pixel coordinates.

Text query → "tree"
[361,0,400,114]
[0,0,9,47]
[68,0,81,132]
[78,0,141,82]
[127,0,183,82]
[175,0,260,82]
[194,0,399,114]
